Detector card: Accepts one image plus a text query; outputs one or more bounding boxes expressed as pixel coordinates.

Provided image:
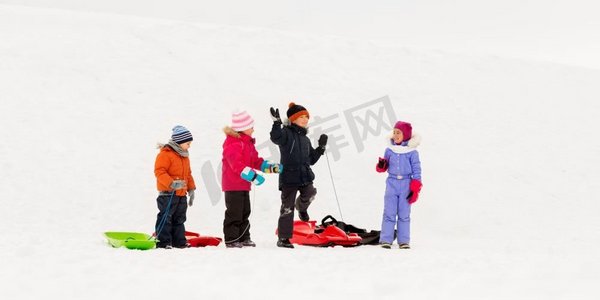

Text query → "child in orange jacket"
[154,125,196,249]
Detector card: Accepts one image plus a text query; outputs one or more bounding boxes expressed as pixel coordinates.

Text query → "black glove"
[270,107,282,125]
[318,134,328,148]
[377,157,387,169]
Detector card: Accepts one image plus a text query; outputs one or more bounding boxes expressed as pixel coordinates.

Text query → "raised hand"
[270,107,282,125]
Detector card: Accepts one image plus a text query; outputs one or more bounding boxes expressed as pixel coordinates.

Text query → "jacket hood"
[223,126,241,138]
[386,133,421,154]
[223,126,255,144]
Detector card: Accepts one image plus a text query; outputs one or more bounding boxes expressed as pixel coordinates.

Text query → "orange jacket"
[155,146,196,196]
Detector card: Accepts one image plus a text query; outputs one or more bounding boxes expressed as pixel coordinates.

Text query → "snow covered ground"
[1,4,599,300]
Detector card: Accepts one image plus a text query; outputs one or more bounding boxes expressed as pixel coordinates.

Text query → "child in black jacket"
[270,103,328,248]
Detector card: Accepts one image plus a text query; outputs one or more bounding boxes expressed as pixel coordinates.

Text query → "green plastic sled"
[104,232,156,250]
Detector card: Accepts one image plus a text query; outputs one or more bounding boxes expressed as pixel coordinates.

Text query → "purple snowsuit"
[380,140,421,244]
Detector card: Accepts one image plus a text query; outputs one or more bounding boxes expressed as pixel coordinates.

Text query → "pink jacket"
[221,127,264,191]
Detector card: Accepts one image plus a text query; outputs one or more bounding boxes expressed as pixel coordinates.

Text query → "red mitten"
[376,157,388,173]
[407,179,422,204]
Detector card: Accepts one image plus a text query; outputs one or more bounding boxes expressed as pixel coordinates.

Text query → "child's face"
[392,129,404,144]
[180,141,192,151]
[293,115,309,128]
[242,128,254,136]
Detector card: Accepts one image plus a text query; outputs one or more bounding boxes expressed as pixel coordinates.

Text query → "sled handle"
[321,215,338,226]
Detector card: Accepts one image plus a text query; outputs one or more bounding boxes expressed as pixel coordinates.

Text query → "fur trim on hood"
[387,133,422,154]
[282,119,310,133]
[223,126,241,138]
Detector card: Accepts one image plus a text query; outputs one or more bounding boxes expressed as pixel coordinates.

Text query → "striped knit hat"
[171,125,193,144]
[287,102,309,122]
[231,110,255,132]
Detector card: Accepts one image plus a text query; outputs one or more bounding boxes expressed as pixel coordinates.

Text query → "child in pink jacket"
[221,110,281,248]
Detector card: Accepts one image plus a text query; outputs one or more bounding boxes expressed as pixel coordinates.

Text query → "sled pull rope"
[152,190,176,241]
[324,151,344,222]
[224,188,255,244]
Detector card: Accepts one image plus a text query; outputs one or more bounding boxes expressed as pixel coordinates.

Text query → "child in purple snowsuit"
[375,121,422,249]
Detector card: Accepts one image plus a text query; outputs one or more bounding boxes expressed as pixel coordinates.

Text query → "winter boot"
[380,242,392,249]
[277,238,294,248]
[225,242,243,248]
[174,242,191,249]
[157,244,172,249]
[241,239,256,247]
[298,211,310,222]
[398,243,411,249]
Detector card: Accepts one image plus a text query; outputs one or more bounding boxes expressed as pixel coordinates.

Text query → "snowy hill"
[1,4,599,299]
[3,0,600,69]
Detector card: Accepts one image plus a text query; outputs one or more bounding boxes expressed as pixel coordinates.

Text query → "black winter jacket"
[270,123,324,189]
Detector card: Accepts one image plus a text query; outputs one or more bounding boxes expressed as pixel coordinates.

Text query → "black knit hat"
[286,102,309,122]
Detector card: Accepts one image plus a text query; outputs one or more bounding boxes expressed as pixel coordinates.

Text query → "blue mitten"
[260,160,283,174]
[241,167,265,185]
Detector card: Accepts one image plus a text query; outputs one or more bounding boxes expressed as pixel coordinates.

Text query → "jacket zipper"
[290,139,296,154]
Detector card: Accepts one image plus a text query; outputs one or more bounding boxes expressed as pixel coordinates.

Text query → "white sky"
[2,0,599,68]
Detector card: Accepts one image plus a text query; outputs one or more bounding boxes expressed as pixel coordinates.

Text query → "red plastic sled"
[185,231,222,247]
[152,231,222,247]
[284,220,362,247]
